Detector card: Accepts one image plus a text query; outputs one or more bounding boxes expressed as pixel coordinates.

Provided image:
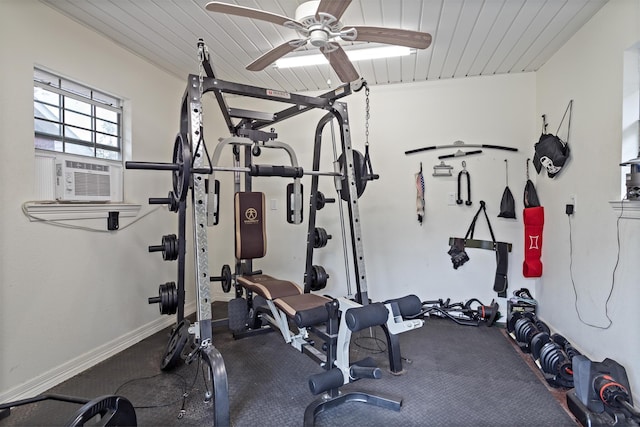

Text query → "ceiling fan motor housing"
[309,29,329,47]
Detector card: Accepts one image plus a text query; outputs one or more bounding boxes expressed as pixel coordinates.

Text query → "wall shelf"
[609,200,640,219]
[24,202,141,221]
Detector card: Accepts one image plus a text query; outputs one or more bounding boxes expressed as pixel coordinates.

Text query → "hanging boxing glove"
[523,206,544,277]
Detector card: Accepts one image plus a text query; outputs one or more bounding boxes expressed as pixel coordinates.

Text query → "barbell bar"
[125,161,342,178]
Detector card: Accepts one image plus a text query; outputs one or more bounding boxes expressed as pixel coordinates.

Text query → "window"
[34,68,122,161]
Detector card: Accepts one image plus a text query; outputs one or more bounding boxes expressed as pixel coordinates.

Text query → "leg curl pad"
[384,294,422,318]
[294,305,330,328]
[345,303,389,332]
[308,368,344,395]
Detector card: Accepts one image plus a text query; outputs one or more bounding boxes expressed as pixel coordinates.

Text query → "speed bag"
[522,206,544,278]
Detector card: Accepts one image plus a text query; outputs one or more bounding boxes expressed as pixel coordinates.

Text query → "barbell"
[126,133,371,202]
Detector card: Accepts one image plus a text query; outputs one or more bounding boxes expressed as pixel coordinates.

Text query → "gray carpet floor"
[1,303,577,426]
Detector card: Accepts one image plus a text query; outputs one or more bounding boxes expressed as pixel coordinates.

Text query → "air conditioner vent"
[73,171,111,197]
[55,156,120,202]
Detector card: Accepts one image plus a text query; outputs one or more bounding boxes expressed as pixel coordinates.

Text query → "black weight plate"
[160,319,190,371]
[158,282,177,315]
[161,234,178,261]
[531,332,550,360]
[172,133,192,202]
[316,191,326,210]
[314,227,329,248]
[337,150,367,202]
[66,395,137,427]
[310,265,328,291]
[221,264,232,293]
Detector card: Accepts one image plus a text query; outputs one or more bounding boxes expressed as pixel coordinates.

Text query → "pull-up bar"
[405,140,518,156]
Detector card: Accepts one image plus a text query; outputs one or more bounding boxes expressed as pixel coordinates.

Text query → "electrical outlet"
[569,194,577,213]
[448,192,456,206]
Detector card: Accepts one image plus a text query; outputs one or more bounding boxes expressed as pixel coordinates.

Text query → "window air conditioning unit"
[55,156,120,202]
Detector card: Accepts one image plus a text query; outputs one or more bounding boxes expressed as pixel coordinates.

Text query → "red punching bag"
[523,206,543,277]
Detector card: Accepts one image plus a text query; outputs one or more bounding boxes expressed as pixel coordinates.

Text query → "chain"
[365,85,370,147]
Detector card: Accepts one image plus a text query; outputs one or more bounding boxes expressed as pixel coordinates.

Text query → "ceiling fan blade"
[323,45,359,83]
[316,0,352,21]
[205,1,294,27]
[246,42,299,71]
[351,26,432,49]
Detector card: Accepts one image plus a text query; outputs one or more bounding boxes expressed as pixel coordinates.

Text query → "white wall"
[0,1,187,399]
[536,0,640,395]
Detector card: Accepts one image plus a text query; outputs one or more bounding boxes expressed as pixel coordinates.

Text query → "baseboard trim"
[0,301,196,403]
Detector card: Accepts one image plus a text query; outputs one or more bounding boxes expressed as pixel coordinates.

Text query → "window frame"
[33,69,123,161]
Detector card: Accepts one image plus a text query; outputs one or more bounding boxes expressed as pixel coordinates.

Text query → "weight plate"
[158,282,178,315]
[65,395,137,427]
[316,192,326,210]
[310,265,329,291]
[160,319,190,371]
[161,234,179,261]
[337,150,367,202]
[314,227,329,248]
[172,133,192,202]
[221,264,232,293]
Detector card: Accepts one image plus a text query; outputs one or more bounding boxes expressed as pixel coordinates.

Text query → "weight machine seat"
[274,293,332,319]
[236,274,302,300]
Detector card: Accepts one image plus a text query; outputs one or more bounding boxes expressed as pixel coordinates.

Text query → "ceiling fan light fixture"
[275,45,413,69]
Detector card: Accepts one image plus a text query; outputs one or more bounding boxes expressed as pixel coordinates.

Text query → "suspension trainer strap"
[464,201,495,243]
[459,201,509,296]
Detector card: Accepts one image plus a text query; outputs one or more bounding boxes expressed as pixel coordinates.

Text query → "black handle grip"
[250,165,304,178]
[125,161,179,171]
[349,365,382,380]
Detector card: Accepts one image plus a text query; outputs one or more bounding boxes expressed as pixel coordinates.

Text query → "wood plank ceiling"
[41,0,609,92]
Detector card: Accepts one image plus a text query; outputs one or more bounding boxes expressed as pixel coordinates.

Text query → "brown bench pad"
[236,274,302,300]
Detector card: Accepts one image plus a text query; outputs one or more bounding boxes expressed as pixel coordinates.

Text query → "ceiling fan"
[205,0,432,83]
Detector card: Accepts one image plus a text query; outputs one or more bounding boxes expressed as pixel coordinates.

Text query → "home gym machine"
[125,39,423,425]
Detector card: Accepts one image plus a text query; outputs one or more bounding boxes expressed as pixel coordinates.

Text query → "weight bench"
[229,192,423,425]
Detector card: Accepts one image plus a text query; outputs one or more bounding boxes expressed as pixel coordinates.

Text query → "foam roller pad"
[308,368,344,395]
[294,305,329,328]
[345,303,388,332]
[384,294,422,317]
